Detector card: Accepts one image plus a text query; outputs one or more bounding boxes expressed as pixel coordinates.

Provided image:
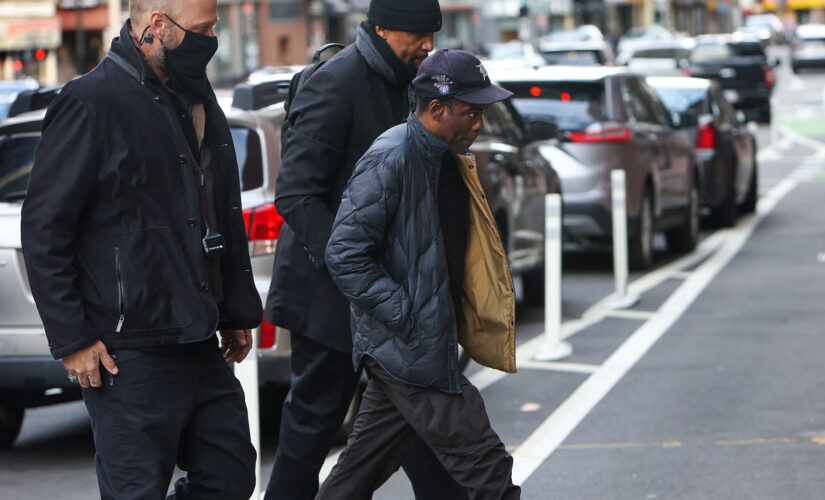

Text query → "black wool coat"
[265,42,411,353]
[21,23,262,359]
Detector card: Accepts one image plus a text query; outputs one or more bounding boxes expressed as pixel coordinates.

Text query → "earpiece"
[139,25,155,45]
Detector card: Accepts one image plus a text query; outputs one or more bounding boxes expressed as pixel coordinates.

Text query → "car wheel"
[710,182,738,227]
[629,188,654,270]
[666,181,699,253]
[740,159,758,214]
[792,64,799,74]
[0,400,24,449]
[522,269,544,307]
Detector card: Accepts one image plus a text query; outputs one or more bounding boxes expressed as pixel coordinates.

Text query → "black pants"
[317,358,521,500]
[80,337,256,500]
[264,331,468,500]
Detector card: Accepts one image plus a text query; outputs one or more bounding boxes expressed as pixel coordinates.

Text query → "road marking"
[510,163,809,486]
[518,360,600,374]
[604,309,657,320]
[668,270,692,280]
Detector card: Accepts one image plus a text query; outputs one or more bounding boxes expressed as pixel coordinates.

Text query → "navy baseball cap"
[412,49,513,105]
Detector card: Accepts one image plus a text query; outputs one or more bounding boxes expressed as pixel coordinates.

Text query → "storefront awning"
[0,18,62,51]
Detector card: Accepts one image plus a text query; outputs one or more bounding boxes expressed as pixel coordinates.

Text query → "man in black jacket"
[20,0,261,498]
[320,49,520,500]
[263,0,466,499]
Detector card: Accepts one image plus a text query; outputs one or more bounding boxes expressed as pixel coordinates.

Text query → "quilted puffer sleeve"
[325,151,411,332]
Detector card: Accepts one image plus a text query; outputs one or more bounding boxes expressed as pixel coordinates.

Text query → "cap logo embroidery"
[476,62,488,81]
[432,74,454,96]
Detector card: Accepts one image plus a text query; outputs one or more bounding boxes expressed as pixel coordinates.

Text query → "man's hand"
[219,329,253,365]
[63,340,118,389]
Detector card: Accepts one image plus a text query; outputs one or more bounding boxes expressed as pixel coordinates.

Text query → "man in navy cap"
[319,49,521,499]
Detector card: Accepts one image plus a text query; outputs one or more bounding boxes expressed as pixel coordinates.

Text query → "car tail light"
[765,66,775,86]
[682,68,691,77]
[567,122,633,143]
[696,121,716,151]
[260,319,276,348]
[243,203,284,256]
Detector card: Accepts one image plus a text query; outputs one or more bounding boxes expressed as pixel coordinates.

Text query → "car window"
[621,80,654,124]
[230,127,264,191]
[0,134,38,202]
[541,50,603,65]
[638,80,674,127]
[491,101,525,145]
[632,48,691,60]
[691,42,765,62]
[504,81,605,132]
[480,103,504,140]
[651,86,707,115]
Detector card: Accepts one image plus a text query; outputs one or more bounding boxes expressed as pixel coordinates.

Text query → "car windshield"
[745,16,778,29]
[691,42,765,62]
[541,50,602,65]
[230,127,264,191]
[0,135,38,202]
[650,87,707,114]
[546,30,588,42]
[503,81,605,132]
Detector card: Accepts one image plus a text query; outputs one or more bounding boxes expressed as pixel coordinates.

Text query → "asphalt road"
[4,47,825,499]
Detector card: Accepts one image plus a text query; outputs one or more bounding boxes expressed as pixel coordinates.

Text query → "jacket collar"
[407,114,448,165]
[110,20,164,87]
[356,20,416,88]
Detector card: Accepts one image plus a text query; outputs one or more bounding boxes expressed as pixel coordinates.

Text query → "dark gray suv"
[492,65,700,269]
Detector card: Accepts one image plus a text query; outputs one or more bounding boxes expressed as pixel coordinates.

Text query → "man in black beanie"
[262,1,468,499]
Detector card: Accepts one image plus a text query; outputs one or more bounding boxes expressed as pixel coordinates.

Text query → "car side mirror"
[524,119,559,142]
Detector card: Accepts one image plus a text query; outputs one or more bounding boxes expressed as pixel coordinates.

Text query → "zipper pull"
[116,315,125,333]
[200,171,205,187]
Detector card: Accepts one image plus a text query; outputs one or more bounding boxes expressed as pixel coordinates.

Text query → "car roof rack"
[8,86,61,117]
[232,80,291,111]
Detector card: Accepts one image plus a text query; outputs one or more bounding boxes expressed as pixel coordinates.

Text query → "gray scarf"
[356,22,417,113]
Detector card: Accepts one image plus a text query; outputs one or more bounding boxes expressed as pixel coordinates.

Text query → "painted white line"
[668,270,692,280]
[518,360,600,374]
[604,309,657,321]
[510,172,802,486]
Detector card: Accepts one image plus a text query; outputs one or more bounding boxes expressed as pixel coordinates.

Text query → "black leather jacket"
[21,23,261,359]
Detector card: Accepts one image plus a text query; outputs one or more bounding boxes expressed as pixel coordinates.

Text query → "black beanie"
[367,0,442,33]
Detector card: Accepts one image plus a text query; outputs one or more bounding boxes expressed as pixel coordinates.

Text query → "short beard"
[151,30,178,70]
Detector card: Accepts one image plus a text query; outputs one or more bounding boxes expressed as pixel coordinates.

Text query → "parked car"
[685,34,778,123]
[648,76,758,226]
[743,13,786,44]
[616,38,695,76]
[481,41,545,69]
[538,40,615,66]
[0,78,38,119]
[617,25,679,56]
[791,23,825,73]
[491,65,700,268]
[544,25,605,43]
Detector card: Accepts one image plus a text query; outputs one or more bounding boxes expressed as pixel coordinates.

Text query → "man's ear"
[429,100,444,121]
[374,24,389,40]
[148,10,166,42]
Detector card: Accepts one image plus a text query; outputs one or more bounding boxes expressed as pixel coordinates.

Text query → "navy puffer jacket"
[326,115,517,394]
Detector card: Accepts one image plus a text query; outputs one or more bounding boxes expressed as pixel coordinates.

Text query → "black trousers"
[317,358,521,500]
[264,331,468,500]
[80,337,256,500]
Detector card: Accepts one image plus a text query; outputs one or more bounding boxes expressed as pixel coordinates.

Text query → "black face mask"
[161,14,217,103]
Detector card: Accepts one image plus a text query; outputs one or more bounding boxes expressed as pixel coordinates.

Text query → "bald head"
[129,0,175,23]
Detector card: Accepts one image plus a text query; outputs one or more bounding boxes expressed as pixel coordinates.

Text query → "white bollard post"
[608,169,640,309]
[534,193,572,361]
[234,330,261,499]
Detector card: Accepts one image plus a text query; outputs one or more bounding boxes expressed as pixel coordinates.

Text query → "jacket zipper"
[115,246,126,333]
